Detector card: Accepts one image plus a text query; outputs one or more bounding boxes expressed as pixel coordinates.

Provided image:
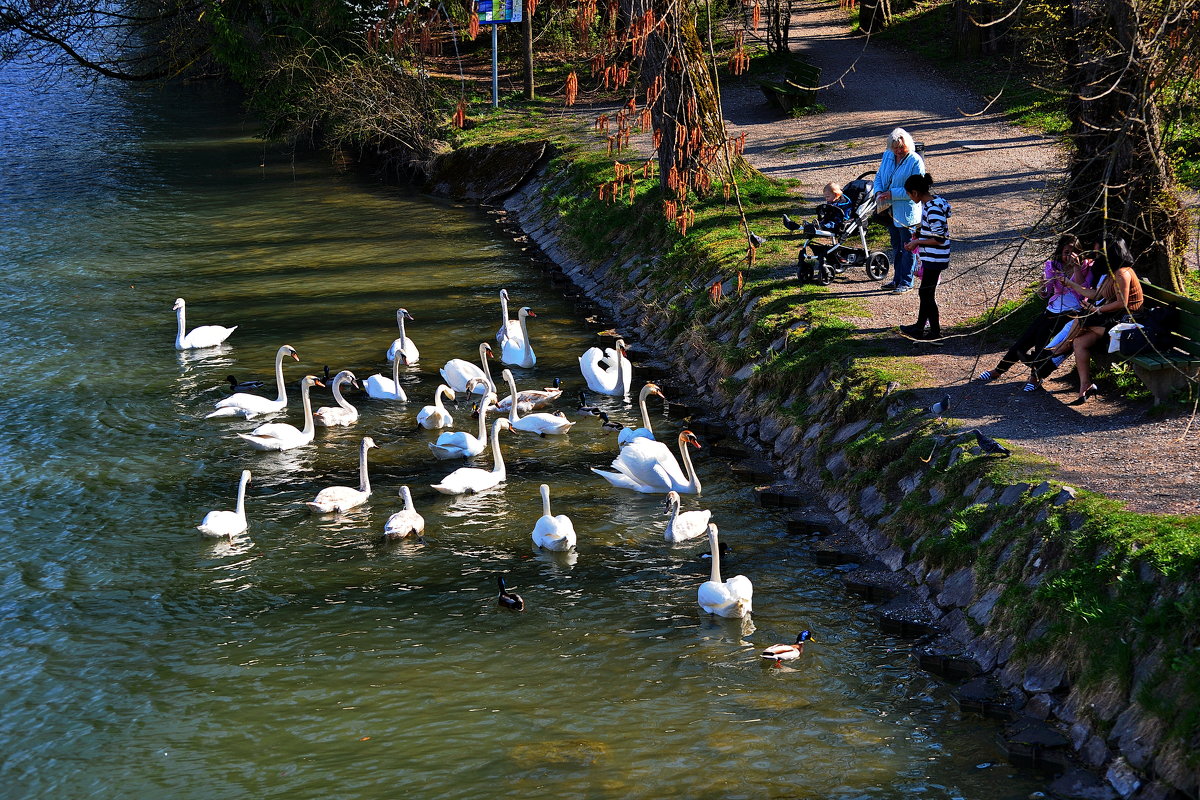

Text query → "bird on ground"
[697,523,753,618]
[663,490,711,543]
[226,376,265,393]
[207,345,299,419]
[172,297,237,350]
[196,470,252,537]
[927,394,951,416]
[383,486,425,542]
[237,375,323,451]
[748,232,766,248]
[531,484,577,552]
[761,630,816,663]
[497,575,524,611]
[781,214,802,235]
[304,437,376,513]
[973,430,1011,457]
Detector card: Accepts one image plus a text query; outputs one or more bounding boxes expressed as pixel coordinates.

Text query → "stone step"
[756,485,808,509]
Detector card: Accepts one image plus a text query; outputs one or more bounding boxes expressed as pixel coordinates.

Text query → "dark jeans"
[889,222,914,287]
[1026,314,1080,383]
[992,309,1073,376]
[913,262,945,336]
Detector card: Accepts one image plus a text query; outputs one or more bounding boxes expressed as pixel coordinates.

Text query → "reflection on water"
[0,65,1046,799]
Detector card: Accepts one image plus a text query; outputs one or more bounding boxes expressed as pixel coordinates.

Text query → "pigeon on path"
[973,430,1011,457]
[927,394,950,416]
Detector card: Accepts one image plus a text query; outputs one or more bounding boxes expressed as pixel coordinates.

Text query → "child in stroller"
[786,171,892,285]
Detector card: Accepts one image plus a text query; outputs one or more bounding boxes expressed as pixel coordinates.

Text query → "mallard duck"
[595,411,623,431]
[226,375,265,393]
[497,575,524,611]
[575,389,601,415]
[761,630,816,663]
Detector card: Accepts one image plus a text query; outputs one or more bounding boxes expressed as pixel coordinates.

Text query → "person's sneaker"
[890,285,912,294]
[881,281,897,290]
[976,370,994,382]
[899,324,926,338]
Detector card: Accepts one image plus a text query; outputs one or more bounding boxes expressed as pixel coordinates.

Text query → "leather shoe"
[1067,384,1098,406]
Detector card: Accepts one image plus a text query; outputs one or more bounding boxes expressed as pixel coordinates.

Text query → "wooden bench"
[760,60,821,114]
[1121,280,1200,404]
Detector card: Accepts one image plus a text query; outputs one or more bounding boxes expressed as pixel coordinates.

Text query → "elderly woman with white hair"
[873,127,926,293]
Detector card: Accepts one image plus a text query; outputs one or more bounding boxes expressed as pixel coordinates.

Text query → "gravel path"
[718,1,1199,516]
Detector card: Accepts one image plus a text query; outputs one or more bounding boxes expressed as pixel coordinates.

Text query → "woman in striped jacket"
[899,173,951,340]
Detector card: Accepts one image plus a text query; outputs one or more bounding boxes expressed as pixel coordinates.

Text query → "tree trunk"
[859,0,891,33]
[522,5,534,99]
[1063,0,1187,290]
[764,0,792,55]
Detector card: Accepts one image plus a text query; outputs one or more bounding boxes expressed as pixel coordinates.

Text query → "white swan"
[172,297,237,350]
[382,486,424,540]
[579,338,631,397]
[440,342,494,395]
[365,348,408,401]
[663,490,711,542]
[496,377,563,413]
[698,524,753,618]
[500,306,537,368]
[591,429,702,494]
[431,418,512,495]
[429,392,497,460]
[618,383,666,445]
[305,437,376,513]
[496,288,523,344]
[385,308,420,364]
[313,370,359,427]
[206,345,299,419]
[416,384,456,430]
[197,469,252,537]
[238,375,323,451]
[502,370,575,436]
[531,483,577,551]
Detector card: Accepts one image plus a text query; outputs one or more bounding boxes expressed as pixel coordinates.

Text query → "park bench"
[760,59,822,114]
[1120,280,1200,404]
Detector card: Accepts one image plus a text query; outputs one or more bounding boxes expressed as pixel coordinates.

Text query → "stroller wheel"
[816,265,834,285]
[866,252,890,281]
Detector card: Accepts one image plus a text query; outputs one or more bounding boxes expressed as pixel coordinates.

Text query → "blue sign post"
[477,0,523,107]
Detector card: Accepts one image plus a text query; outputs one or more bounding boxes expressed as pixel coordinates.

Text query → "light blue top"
[875,150,926,227]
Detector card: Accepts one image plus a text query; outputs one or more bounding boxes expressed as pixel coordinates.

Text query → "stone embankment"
[422,145,1198,800]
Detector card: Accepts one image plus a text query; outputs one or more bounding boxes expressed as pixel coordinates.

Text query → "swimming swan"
[237,375,323,451]
[496,377,562,413]
[578,338,631,397]
[502,370,574,436]
[197,470,252,537]
[618,383,666,445]
[431,418,512,495]
[698,523,753,618]
[496,289,523,345]
[383,486,425,540]
[591,429,702,494]
[663,490,711,543]
[385,308,420,364]
[172,297,237,350]
[531,483,577,551]
[207,345,299,419]
[305,437,376,513]
[313,370,359,427]
[416,384,456,430]
[440,342,495,396]
[500,306,537,368]
[365,349,408,401]
[429,392,497,460]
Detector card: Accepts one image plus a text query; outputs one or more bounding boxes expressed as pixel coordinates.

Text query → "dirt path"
[719,1,1199,516]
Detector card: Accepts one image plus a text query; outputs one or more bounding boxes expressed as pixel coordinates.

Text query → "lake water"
[0,64,1044,798]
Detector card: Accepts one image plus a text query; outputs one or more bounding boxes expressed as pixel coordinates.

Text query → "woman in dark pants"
[976,234,1094,390]
[898,173,950,339]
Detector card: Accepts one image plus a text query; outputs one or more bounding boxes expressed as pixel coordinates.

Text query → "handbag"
[1118,305,1178,356]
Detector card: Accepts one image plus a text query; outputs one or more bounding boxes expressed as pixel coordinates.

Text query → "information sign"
[477,0,522,23]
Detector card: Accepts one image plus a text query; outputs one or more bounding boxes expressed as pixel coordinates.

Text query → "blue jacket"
[875,151,925,227]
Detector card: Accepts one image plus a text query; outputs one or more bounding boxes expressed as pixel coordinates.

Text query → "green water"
[0,67,1044,798]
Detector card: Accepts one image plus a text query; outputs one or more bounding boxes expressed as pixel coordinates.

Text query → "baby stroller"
[787,171,891,285]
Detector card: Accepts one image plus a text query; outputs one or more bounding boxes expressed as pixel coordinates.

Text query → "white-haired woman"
[873,128,926,294]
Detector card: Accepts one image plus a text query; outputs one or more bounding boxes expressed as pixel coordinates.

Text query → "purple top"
[1043,258,1094,313]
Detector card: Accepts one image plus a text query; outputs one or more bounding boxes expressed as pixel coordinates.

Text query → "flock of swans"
[179,291,811,660]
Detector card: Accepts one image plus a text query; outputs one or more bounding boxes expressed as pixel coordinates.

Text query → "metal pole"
[491,25,499,108]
